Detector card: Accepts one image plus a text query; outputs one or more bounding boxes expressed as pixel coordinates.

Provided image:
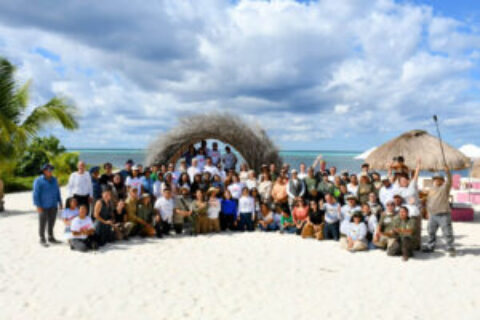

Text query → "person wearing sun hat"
[33,163,63,247]
[340,194,361,236]
[423,165,455,256]
[340,211,368,251]
[207,187,221,232]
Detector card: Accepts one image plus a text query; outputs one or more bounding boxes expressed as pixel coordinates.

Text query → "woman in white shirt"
[70,204,98,252]
[227,174,245,200]
[258,173,273,203]
[245,170,258,190]
[237,187,255,231]
[347,174,359,195]
[239,163,249,183]
[340,211,368,251]
[361,203,378,243]
[62,197,79,241]
[323,193,341,240]
[207,187,221,233]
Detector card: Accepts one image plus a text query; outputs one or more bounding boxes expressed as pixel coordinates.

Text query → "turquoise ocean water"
[70,149,363,173]
[69,149,470,177]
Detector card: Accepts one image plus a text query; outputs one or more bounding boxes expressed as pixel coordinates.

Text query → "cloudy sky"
[1,0,480,151]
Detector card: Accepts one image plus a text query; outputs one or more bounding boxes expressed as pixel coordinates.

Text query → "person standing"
[208,142,222,166]
[423,166,455,256]
[120,159,134,180]
[222,146,237,172]
[33,164,63,247]
[67,161,93,209]
[286,169,305,211]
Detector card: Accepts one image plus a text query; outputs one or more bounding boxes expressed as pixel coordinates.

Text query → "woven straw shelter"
[471,160,480,178]
[146,113,282,172]
[365,130,471,171]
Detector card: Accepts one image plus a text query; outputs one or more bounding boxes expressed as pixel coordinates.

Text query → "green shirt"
[317,181,333,195]
[378,214,396,234]
[304,177,318,194]
[281,215,293,226]
[391,216,415,238]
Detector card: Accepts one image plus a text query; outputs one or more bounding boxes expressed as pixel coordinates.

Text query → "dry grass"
[146,113,282,172]
[365,130,471,171]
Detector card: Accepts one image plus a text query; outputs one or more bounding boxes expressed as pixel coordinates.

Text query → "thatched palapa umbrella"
[471,160,480,178]
[365,130,471,171]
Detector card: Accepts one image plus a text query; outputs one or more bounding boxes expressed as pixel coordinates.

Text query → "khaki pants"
[373,236,396,250]
[195,216,209,234]
[208,218,220,233]
[340,238,367,251]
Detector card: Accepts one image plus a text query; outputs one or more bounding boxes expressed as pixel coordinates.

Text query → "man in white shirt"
[208,142,222,166]
[297,163,308,180]
[188,158,201,183]
[379,178,395,207]
[67,161,93,208]
[154,189,175,236]
[204,157,221,178]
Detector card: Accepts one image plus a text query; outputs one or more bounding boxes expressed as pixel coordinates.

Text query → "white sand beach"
[1,189,479,320]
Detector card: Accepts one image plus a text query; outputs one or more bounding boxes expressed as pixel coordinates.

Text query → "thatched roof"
[146,113,282,173]
[365,130,471,171]
[472,160,480,178]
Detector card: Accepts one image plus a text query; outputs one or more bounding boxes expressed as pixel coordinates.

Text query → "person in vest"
[423,166,455,256]
[286,169,305,211]
[93,188,116,246]
[33,164,63,247]
[387,206,415,261]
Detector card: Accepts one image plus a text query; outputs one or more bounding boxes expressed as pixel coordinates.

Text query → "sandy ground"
[1,189,479,320]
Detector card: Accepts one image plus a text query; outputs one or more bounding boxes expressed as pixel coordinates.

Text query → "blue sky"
[1,0,480,151]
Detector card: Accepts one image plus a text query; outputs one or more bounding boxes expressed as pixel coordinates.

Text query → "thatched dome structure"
[471,160,480,178]
[365,130,471,171]
[146,113,282,173]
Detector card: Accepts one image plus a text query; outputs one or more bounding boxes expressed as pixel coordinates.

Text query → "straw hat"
[206,187,219,196]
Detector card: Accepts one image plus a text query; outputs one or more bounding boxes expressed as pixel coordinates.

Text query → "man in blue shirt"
[33,164,63,247]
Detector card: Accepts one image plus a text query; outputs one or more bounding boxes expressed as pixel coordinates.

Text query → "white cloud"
[0,0,479,150]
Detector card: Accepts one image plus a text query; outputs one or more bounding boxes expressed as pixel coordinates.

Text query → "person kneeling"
[340,211,368,252]
[386,206,415,261]
[70,205,98,252]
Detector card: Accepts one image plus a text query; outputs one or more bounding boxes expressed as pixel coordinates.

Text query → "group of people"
[32,141,455,260]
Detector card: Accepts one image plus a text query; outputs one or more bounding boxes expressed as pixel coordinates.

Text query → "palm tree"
[0,57,78,162]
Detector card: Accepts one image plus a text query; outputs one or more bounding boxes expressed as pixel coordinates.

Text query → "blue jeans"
[259,222,279,232]
[282,226,297,234]
[324,221,340,241]
[238,213,254,231]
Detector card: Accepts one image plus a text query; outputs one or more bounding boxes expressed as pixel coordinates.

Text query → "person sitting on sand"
[237,187,255,231]
[93,188,116,246]
[207,187,221,233]
[292,198,309,235]
[278,205,296,234]
[340,211,368,252]
[62,197,79,241]
[301,199,325,240]
[323,193,341,241]
[125,187,156,237]
[258,202,278,231]
[137,193,156,236]
[173,185,193,235]
[373,200,397,250]
[220,190,238,231]
[361,203,378,243]
[113,199,132,240]
[386,206,416,261]
[154,189,175,236]
[70,204,98,252]
[192,189,208,235]
[340,194,361,236]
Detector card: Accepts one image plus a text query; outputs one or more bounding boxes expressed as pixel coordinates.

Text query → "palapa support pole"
[433,115,448,169]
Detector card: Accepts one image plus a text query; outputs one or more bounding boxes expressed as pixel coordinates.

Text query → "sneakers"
[421,246,434,253]
[39,239,49,247]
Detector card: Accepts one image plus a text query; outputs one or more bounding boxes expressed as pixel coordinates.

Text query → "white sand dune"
[1,189,479,320]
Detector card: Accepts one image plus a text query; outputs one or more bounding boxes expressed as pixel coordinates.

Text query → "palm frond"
[20,97,79,137]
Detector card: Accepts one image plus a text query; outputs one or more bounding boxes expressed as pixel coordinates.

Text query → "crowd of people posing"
[32,141,455,261]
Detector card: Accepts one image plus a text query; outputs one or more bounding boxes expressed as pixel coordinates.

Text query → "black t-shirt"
[309,209,324,225]
[100,173,114,186]
[114,208,127,223]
